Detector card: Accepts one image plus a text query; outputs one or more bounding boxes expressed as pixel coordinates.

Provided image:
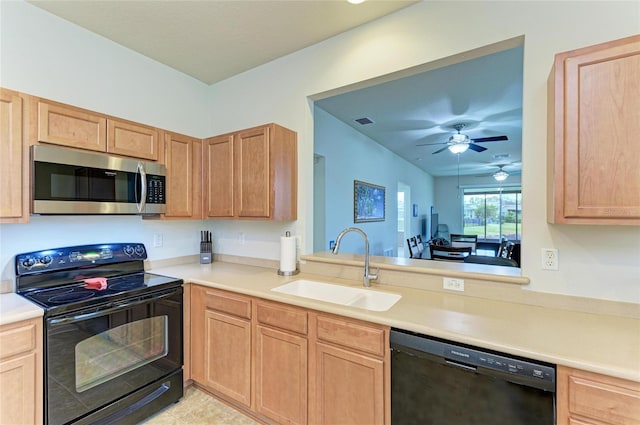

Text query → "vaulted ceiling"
[28,0,416,85]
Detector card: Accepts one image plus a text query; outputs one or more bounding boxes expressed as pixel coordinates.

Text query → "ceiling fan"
[417,123,508,155]
[475,163,522,181]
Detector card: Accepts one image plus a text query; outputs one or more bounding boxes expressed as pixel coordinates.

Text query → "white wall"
[0,1,213,286]
[204,1,640,303]
[0,1,209,137]
[314,107,434,257]
[1,1,639,303]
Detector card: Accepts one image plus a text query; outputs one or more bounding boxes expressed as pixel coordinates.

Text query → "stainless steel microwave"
[31,145,166,215]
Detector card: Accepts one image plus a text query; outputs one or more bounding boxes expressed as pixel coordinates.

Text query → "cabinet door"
[0,318,42,425]
[36,100,107,151]
[164,132,202,218]
[255,325,307,425]
[204,134,234,217]
[203,310,252,407]
[549,35,640,224]
[107,118,158,160]
[0,352,38,425]
[314,342,385,425]
[235,126,270,218]
[0,89,26,222]
[557,366,640,425]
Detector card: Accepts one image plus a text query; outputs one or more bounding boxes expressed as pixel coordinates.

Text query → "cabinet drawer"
[204,289,252,319]
[256,301,307,335]
[0,320,37,360]
[568,374,640,425]
[316,314,386,357]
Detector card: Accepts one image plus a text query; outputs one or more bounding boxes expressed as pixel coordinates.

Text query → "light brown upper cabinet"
[107,118,158,160]
[0,88,28,223]
[203,134,235,218]
[33,98,158,160]
[162,131,202,219]
[547,35,640,225]
[204,123,297,221]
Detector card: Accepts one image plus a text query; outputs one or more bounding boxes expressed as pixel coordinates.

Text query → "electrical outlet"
[443,277,464,291]
[153,233,163,248]
[541,248,558,270]
[238,232,245,245]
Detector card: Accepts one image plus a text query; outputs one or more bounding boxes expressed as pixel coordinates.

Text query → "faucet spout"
[331,227,378,287]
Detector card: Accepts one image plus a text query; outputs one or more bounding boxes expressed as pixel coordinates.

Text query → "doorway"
[397,182,411,257]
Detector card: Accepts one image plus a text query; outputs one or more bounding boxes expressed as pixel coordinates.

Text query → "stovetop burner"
[48,291,96,304]
[108,274,146,291]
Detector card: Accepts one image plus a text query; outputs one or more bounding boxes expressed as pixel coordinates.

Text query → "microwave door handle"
[137,162,147,213]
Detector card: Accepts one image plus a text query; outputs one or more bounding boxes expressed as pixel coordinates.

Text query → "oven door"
[45,286,183,425]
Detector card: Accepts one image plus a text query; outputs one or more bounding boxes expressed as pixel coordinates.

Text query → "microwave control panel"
[147,175,165,204]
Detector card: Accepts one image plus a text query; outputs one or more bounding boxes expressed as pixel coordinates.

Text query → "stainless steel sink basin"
[271,279,401,312]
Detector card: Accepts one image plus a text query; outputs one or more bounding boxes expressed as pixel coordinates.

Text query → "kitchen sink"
[271,279,401,312]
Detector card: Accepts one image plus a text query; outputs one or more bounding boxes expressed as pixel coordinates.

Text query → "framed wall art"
[354,180,385,223]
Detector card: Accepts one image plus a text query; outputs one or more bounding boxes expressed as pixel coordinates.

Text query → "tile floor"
[140,386,259,425]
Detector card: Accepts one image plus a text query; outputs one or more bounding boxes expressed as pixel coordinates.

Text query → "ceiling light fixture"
[347,0,366,4]
[447,127,470,154]
[448,143,470,154]
[493,168,509,182]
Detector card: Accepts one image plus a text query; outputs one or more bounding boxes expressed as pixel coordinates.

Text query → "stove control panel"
[16,243,148,275]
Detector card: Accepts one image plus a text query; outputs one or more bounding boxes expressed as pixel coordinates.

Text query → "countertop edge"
[0,293,44,326]
[152,261,640,383]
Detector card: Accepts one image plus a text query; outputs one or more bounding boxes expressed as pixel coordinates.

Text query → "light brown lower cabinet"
[191,286,252,407]
[190,284,390,425]
[255,300,308,425]
[0,317,43,425]
[311,312,388,425]
[557,365,640,425]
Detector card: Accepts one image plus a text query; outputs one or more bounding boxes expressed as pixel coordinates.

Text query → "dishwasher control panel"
[390,328,556,388]
[444,344,555,382]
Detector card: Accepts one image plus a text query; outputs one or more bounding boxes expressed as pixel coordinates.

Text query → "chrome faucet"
[331,227,378,287]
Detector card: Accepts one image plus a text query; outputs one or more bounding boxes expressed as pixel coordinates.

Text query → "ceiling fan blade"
[431,146,450,154]
[471,135,508,143]
[416,141,447,147]
[468,143,487,152]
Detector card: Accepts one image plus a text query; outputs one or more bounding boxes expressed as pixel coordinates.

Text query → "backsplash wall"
[0,217,293,291]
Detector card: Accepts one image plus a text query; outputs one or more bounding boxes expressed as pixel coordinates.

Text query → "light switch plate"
[443,277,464,291]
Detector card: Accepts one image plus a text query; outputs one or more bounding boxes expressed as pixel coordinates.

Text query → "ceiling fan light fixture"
[493,170,509,181]
[448,143,470,154]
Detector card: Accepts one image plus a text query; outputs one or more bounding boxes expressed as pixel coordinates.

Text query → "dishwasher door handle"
[445,359,477,372]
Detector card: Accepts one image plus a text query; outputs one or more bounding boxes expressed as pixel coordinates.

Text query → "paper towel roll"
[279,235,297,272]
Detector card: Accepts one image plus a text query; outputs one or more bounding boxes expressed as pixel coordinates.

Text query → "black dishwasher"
[390,328,556,425]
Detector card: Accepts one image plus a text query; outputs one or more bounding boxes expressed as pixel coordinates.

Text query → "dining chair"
[497,239,515,259]
[429,245,473,261]
[407,237,420,259]
[415,235,424,254]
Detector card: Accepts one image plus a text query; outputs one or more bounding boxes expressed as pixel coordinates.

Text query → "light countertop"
[0,293,43,326]
[151,260,640,383]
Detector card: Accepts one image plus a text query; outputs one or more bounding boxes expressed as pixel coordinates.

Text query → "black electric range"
[15,243,184,425]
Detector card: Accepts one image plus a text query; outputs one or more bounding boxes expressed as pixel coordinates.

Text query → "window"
[462,187,521,241]
[75,316,168,392]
